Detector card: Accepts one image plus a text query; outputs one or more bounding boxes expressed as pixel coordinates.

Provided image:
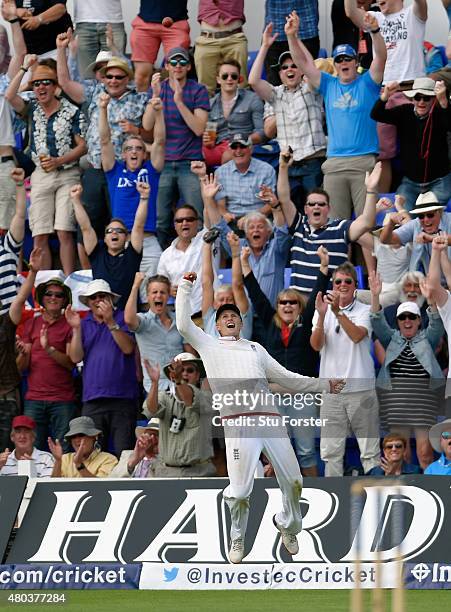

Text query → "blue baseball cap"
[332,44,357,61]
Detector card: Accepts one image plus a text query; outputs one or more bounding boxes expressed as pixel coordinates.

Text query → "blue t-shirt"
[105,160,159,233]
[319,70,380,157]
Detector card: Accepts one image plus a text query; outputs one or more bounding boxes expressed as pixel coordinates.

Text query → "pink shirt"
[198,0,245,26]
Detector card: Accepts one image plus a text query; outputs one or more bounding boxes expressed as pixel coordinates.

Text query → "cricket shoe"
[229,537,245,563]
[273,515,299,555]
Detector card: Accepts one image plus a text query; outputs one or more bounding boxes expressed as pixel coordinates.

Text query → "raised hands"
[226,231,241,257]
[28,247,43,272]
[136,181,150,200]
[365,161,382,193]
[368,270,382,295]
[143,359,161,383]
[65,304,81,329]
[200,173,220,199]
[262,23,279,48]
[151,72,161,98]
[284,11,299,38]
[47,437,63,461]
[317,245,329,269]
[380,81,400,102]
[10,167,25,185]
[70,184,83,201]
[98,92,111,109]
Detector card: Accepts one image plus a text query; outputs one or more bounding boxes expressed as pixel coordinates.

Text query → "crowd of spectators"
[0,0,451,481]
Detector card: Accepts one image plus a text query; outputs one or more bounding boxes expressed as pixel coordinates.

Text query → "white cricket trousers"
[223,425,304,541]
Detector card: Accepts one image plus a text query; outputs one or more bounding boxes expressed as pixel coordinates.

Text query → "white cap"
[396,302,421,317]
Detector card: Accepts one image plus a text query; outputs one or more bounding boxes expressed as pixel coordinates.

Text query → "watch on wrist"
[47,346,56,355]
[9,18,20,24]
[109,323,120,332]
[371,27,381,34]
[76,462,86,471]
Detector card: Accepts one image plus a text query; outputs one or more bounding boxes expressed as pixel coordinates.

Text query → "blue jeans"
[156,160,204,249]
[75,22,126,77]
[397,174,451,212]
[289,158,325,214]
[24,400,76,453]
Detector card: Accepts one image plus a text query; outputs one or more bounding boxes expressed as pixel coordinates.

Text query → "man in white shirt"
[176,271,344,563]
[311,262,380,476]
[0,415,54,477]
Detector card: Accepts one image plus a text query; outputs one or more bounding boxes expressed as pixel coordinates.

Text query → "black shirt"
[89,242,142,311]
[17,0,72,55]
[138,0,188,23]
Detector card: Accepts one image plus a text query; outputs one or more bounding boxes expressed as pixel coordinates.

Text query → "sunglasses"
[168,58,189,67]
[333,278,353,285]
[413,94,434,102]
[441,432,451,439]
[334,56,355,64]
[32,79,56,87]
[182,366,197,374]
[230,142,249,150]
[278,299,299,306]
[105,227,127,234]
[124,145,144,153]
[174,216,197,224]
[397,313,419,321]
[280,64,297,71]
[385,443,404,450]
[44,291,65,299]
[306,201,328,207]
[105,73,127,81]
[220,72,239,80]
[88,293,109,301]
[417,212,437,220]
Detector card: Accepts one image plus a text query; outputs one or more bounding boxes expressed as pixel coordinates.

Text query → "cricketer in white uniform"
[176,273,344,563]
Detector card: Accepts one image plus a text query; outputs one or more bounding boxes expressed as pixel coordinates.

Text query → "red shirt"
[198,0,245,25]
[21,314,75,402]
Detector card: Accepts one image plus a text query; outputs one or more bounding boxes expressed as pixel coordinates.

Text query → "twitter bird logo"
[163,567,179,582]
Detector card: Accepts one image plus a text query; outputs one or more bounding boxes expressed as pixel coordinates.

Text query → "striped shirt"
[289,215,352,294]
[0,231,21,315]
[0,448,54,477]
[265,83,326,162]
[157,79,210,161]
[264,0,318,40]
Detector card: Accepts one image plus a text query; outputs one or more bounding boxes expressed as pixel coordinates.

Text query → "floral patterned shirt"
[23,96,86,170]
[83,81,149,169]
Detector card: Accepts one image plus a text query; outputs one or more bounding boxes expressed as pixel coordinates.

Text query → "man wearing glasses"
[5,56,86,275]
[425,420,451,475]
[311,262,380,476]
[143,47,209,250]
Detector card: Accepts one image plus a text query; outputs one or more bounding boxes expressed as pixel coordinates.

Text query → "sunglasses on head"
[44,290,65,299]
[417,212,437,220]
[334,55,354,64]
[105,73,127,81]
[124,145,144,152]
[279,299,299,306]
[105,227,127,235]
[220,72,239,80]
[174,216,197,224]
[397,313,419,321]
[230,142,249,150]
[280,63,297,71]
[441,432,451,440]
[168,58,189,67]
[333,278,353,285]
[32,79,56,87]
[385,443,404,450]
[413,94,434,102]
[306,201,328,207]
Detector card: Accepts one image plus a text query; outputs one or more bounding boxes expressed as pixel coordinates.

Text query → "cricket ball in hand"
[162,17,174,28]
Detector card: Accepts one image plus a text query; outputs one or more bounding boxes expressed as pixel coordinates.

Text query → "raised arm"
[144,361,160,415]
[413,0,428,21]
[286,11,321,90]
[364,13,386,84]
[2,2,26,79]
[130,182,150,253]
[5,53,37,112]
[379,212,404,247]
[65,305,83,363]
[9,168,26,244]
[348,162,381,241]
[227,232,249,314]
[56,29,85,105]
[248,23,278,102]
[344,0,367,29]
[124,272,144,331]
[201,241,215,316]
[8,248,42,325]
[98,92,115,172]
[70,184,97,256]
[175,273,209,348]
[149,96,165,173]
[241,246,275,326]
[427,236,449,308]
[277,149,297,228]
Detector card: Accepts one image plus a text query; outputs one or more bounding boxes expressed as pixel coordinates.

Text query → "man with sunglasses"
[249,26,326,211]
[143,47,209,250]
[284,10,386,220]
[380,192,451,275]
[367,434,421,475]
[5,55,87,275]
[371,77,450,212]
[203,59,264,167]
[424,419,451,475]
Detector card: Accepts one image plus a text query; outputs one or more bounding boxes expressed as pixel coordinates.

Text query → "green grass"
[0,590,449,612]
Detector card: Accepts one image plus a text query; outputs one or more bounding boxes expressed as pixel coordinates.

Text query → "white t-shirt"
[370,5,426,83]
[374,237,411,288]
[0,76,15,147]
[313,300,375,392]
[73,0,123,24]
[437,292,451,395]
